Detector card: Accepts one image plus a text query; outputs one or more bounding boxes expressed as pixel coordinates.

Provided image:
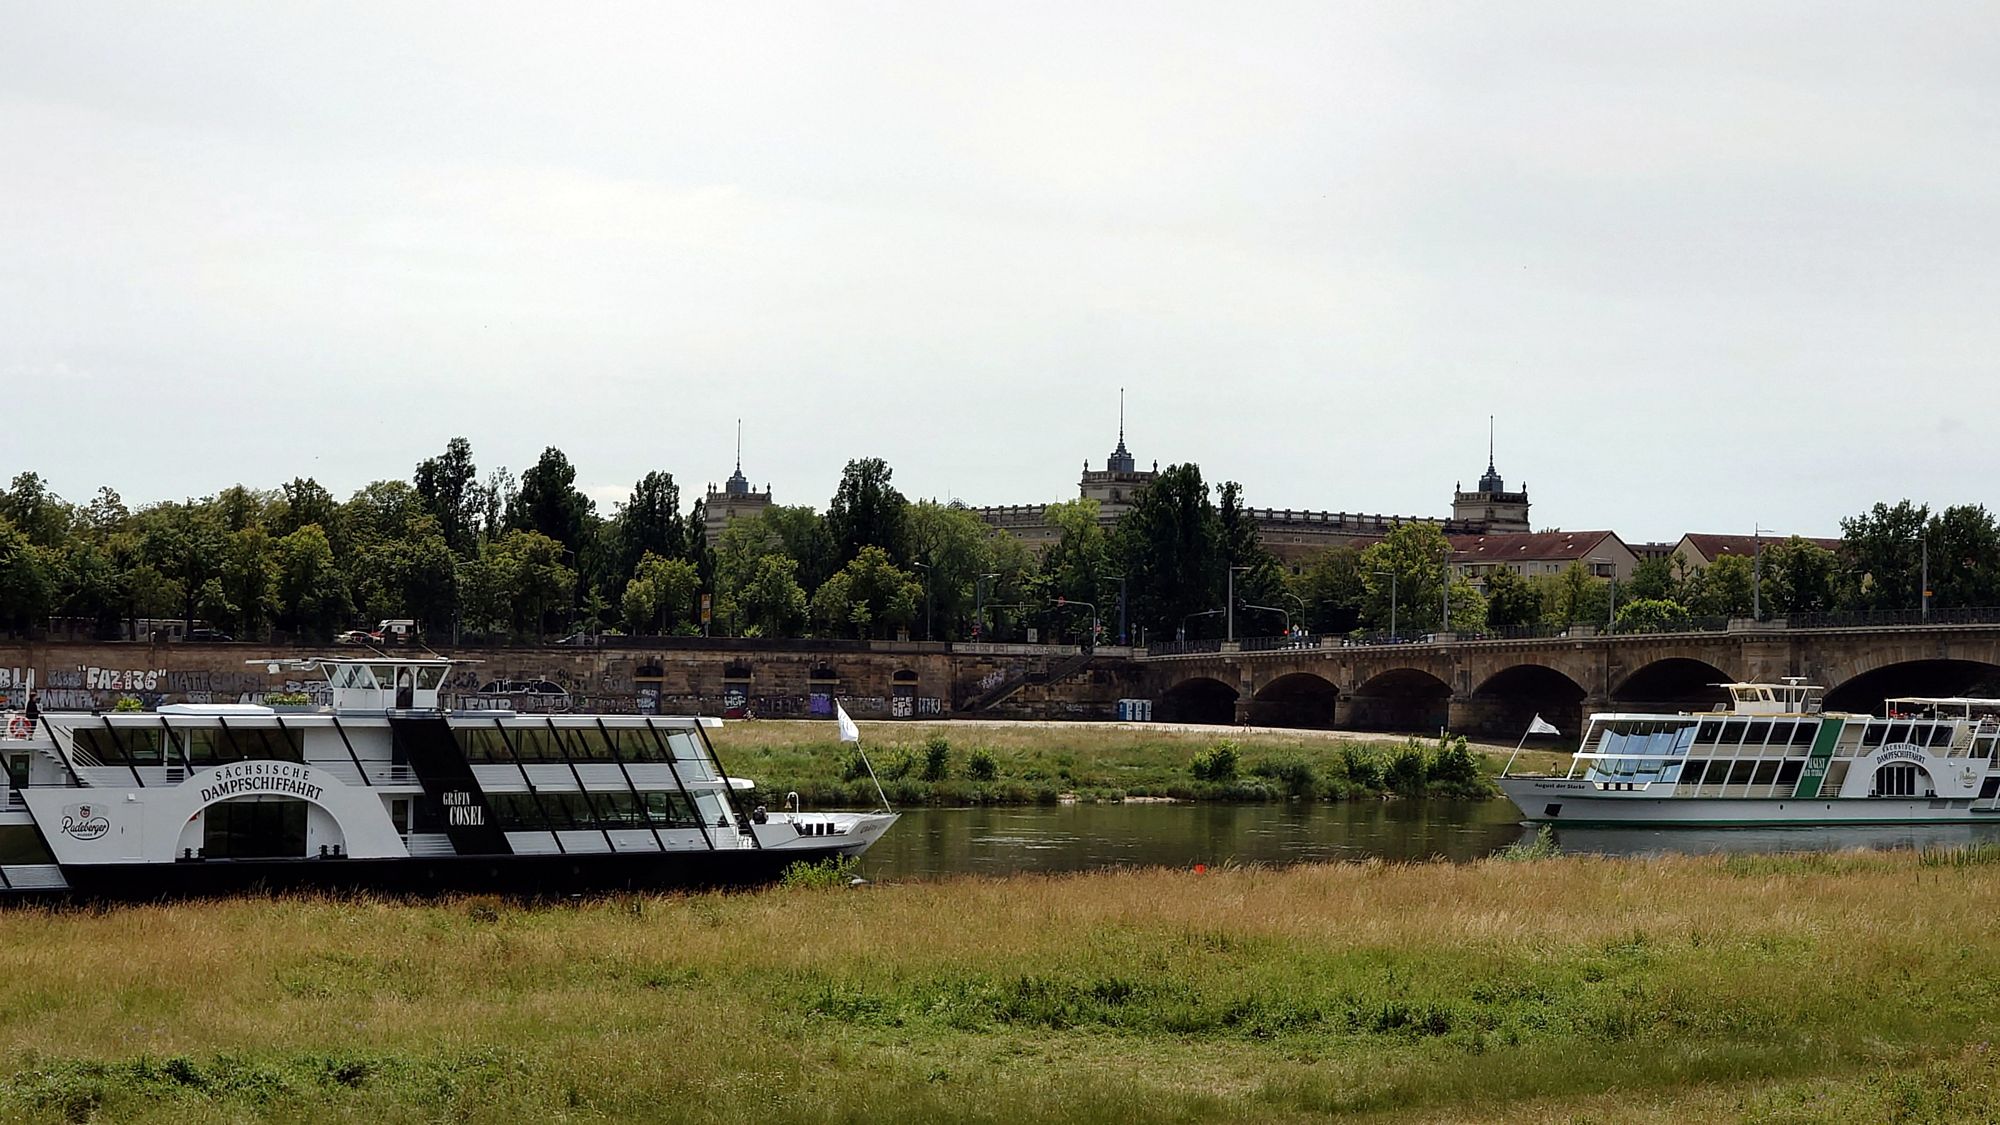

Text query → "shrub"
[1189,740,1240,783]
[112,696,144,713]
[840,751,873,783]
[921,735,952,781]
[779,855,862,889]
[1496,825,1561,860]
[1386,741,1428,795]
[1426,735,1481,792]
[263,691,312,707]
[966,748,997,781]
[1249,756,1319,799]
[1337,743,1382,790]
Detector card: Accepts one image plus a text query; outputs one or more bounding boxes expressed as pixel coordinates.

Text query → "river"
[858,801,2000,880]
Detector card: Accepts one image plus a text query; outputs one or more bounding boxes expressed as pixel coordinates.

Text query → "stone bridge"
[1138,623,2000,737]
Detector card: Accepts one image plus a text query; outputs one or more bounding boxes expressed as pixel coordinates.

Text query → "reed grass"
[0,847,1993,1121]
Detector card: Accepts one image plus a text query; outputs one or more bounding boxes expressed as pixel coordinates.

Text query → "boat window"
[72,728,125,765]
[1733,687,1760,703]
[566,727,614,762]
[1695,720,1721,743]
[1860,723,1888,748]
[1929,724,1957,747]
[594,791,641,825]
[415,666,448,691]
[1743,722,1772,746]
[615,728,663,762]
[1721,760,1753,786]
[1776,761,1803,787]
[664,732,704,764]
[1793,722,1821,745]
[1675,760,1709,787]
[0,824,55,865]
[1766,721,1795,747]
[1751,761,1780,786]
[643,791,699,826]
[509,727,554,762]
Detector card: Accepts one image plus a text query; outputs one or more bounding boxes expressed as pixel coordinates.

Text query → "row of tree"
[0,443,1992,644]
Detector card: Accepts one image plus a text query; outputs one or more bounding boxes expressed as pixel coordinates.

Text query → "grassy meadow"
[1,847,1998,1122]
[707,721,1532,806]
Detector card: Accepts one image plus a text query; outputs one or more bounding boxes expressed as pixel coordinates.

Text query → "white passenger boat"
[0,658,895,898]
[1499,679,2000,825]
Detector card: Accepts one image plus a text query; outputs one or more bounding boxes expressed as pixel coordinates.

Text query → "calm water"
[859,801,2000,880]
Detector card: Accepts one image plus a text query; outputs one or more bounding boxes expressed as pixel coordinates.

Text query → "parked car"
[334,630,377,645]
[186,628,234,643]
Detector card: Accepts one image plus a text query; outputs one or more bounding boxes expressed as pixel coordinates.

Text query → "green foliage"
[1189,740,1240,782]
[1480,566,1541,630]
[1614,597,1691,634]
[966,748,997,781]
[811,546,921,639]
[826,457,909,566]
[1496,824,1562,860]
[778,854,861,889]
[263,691,312,706]
[921,735,952,781]
[111,695,144,713]
[1291,546,1365,634]
[1360,523,1452,634]
[1114,462,1223,640]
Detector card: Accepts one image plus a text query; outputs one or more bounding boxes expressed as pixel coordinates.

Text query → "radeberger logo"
[59,803,109,841]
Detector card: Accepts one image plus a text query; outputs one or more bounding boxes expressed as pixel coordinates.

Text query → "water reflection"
[861,802,2000,880]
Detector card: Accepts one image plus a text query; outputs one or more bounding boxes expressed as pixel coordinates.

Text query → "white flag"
[835,701,861,743]
[1528,715,1560,737]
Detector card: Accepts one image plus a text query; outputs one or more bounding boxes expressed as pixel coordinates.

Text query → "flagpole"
[836,702,891,813]
[1501,728,1532,778]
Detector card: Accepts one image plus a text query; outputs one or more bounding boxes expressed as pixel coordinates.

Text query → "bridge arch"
[1159,676,1240,726]
[1249,672,1339,729]
[1612,658,1733,713]
[1822,659,2000,715]
[1466,664,1589,739]
[1346,668,1451,733]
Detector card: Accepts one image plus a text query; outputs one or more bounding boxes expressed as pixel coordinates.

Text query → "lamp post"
[1179,608,1224,641]
[1373,569,1398,641]
[1103,574,1128,645]
[972,572,1000,639]
[1442,541,1452,634]
[1911,530,1931,621]
[1227,565,1250,642]
[1239,604,1290,633]
[912,561,933,641]
[1055,596,1098,648]
[1751,525,1770,622]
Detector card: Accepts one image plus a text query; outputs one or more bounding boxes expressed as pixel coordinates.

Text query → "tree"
[275,478,340,541]
[412,437,483,557]
[1482,567,1541,630]
[1624,556,1677,603]
[632,552,701,633]
[1291,546,1365,634]
[735,554,809,637]
[1840,500,1929,611]
[1038,498,1110,635]
[1113,463,1222,639]
[0,473,73,548]
[273,524,353,640]
[616,471,686,580]
[811,546,921,639]
[1760,536,1842,616]
[342,481,424,552]
[826,457,909,565]
[1359,523,1452,635]
[1927,504,2000,609]
[508,447,594,554]
[485,530,577,638]
[1685,554,1755,618]
[218,526,277,639]
[1615,598,1691,634]
[1217,481,1285,617]
[905,500,999,641]
[0,516,54,635]
[138,500,228,629]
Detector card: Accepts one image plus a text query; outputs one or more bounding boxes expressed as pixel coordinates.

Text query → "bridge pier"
[1447,693,1601,741]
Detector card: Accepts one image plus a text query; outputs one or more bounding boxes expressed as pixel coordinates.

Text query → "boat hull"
[7,842,874,903]
[1499,777,2000,826]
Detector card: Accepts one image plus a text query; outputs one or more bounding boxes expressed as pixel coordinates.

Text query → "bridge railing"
[1787,606,2000,629]
[1145,638,1224,657]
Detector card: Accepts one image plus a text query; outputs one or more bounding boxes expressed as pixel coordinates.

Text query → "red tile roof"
[1447,530,1624,562]
[1680,533,1842,562]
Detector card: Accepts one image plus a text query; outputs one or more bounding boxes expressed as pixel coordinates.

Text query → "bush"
[1427,735,1481,791]
[840,750,873,783]
[112,696,144,713]
[966,748,997,781]
[779,855,862,889]
[1496,825,1561,860]
[1386,741,1428,796]
[921,735,952,782]
[1338,743,1382,790]
[1250,756,1319,799]
[1190,740,1240,783]
[263,691,312,707]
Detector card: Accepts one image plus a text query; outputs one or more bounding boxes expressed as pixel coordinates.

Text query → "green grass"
[0,849,1995,1121]
[710,721,1499,806]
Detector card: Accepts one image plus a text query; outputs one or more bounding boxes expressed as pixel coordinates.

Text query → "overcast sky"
[4,3,1996,542]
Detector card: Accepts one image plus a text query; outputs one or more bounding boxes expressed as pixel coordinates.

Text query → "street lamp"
[911,561,933,641]
[1373,569,1398,640]
[972,572,1000,639]
[1910,530,1931,621]
[1103,574,1129,645]
[1054,596,1098,648]
[1179,608,1224,641]
[1239,604,1290,633]
[1227,565,1251,642]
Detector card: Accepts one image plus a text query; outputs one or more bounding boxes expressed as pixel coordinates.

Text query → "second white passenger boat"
[1499,679,2000,825]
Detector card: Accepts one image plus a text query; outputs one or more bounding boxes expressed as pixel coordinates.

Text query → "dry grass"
[0,849,1994,1121]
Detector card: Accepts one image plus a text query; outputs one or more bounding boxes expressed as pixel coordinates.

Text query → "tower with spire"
[703,418,775,546]
[1079,388,1157,522]
[1451,416,1531,533]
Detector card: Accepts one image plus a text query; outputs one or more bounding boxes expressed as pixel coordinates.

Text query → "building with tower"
[1450,419,1531,533]
[702,422,773,547]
